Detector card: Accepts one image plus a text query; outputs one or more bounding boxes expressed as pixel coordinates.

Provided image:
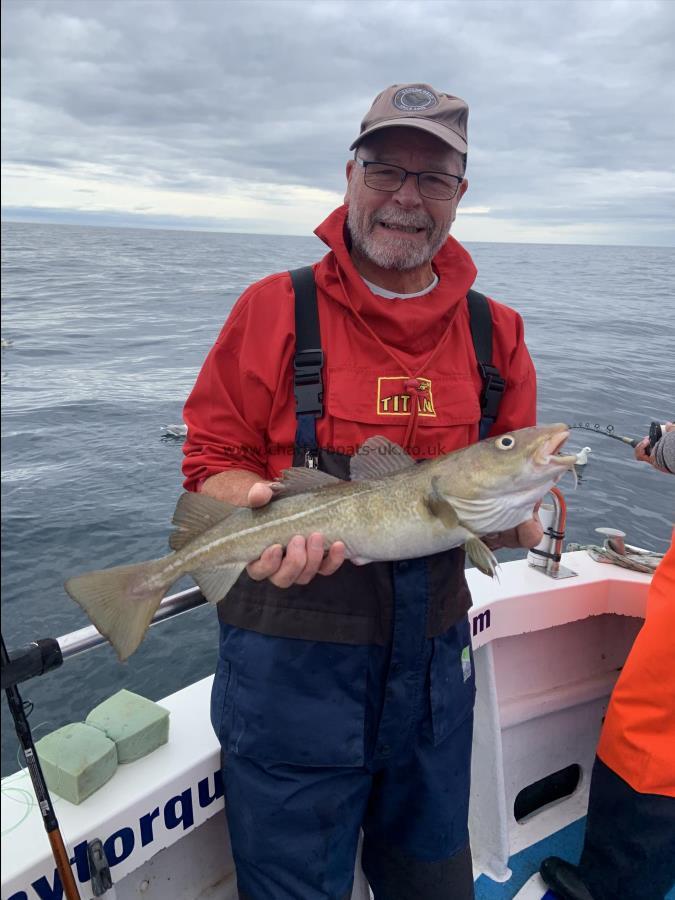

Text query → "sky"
[2,0,674,246]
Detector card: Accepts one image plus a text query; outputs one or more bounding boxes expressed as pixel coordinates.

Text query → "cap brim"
[349,118,467,154]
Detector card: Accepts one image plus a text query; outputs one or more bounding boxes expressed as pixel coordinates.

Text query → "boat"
[0,493,661,900]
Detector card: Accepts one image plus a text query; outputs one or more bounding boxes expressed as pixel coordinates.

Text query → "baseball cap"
[350,83,468,154]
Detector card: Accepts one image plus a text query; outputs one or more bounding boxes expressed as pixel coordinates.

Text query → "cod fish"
[65,424,576,661]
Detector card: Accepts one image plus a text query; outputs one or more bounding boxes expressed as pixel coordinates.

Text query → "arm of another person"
[634,422,675,474]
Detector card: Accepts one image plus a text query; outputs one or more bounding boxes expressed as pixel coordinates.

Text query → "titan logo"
[377,377,436,417]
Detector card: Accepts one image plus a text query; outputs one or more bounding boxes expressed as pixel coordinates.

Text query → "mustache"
[371,210,434,233]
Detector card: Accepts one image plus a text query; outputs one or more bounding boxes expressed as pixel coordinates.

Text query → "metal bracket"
[88,838,113,896]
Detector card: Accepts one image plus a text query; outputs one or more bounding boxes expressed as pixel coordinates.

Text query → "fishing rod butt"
[47,828,82,900]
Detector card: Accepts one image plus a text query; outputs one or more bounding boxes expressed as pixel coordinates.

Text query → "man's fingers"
[269,535,309,589]
[246,536,346,587]
[247,481,275,508]
[482,532,502,550]
[634,437,651,463]
[318,541,346,576]
[516,517,544,549]
[247,544,283,580]
[293,533,327,585]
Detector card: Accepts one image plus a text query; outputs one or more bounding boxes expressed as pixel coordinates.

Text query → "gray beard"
[347,206,448,271]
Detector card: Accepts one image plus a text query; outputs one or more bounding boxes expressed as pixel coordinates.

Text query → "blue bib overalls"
[208,273,503,899]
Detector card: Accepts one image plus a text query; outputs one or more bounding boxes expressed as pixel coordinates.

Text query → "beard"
[347,204,450,271]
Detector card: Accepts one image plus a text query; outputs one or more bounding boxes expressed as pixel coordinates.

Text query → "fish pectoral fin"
[425,477,460,529]
[170,492,239,550]
[191,563,246,604]
[350,436,416,481]
[276,468,344,497]
[464,536,499,578]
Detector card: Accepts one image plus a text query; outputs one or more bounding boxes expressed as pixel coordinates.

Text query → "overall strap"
[290,266,324,468]
[467,289,506,441]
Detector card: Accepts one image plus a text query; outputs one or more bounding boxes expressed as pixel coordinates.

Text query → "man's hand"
[482,502,544,551]
[245,481,346,587]
[634,422,674,468]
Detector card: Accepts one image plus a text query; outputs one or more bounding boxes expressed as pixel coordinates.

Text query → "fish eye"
[495,435,515,450]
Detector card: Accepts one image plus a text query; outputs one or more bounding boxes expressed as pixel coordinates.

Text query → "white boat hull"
[1,550,650,900]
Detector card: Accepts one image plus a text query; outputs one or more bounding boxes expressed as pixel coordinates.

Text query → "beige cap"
[350,83,468,154]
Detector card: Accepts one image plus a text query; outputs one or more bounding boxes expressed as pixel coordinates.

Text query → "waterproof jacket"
[182,205,537,644]
[597,532,675,797]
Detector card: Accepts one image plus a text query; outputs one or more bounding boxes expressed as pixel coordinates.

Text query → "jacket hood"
[313,204,477,354]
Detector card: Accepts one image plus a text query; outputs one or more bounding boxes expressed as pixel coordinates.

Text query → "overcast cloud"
[2,0,674,244]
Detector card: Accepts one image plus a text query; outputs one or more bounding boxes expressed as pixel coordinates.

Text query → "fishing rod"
[570,421,669,456]
[1,588,207,900]
[1,633,82,900]
[1,586,206,897]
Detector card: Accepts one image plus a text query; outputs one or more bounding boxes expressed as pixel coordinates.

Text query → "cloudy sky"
[2,0,674,245]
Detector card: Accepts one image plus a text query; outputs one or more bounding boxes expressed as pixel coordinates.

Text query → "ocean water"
[1,220,673,776]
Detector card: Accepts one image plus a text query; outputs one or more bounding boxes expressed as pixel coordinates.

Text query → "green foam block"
[86,689,170,763]
[35,722,118,805]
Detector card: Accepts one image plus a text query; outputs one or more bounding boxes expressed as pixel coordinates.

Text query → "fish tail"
[65,558,170,661]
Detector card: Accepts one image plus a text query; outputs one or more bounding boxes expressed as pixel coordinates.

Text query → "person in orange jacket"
[541,424,675,900]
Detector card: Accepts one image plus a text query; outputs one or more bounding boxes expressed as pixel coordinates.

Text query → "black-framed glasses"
[355,157,463,201]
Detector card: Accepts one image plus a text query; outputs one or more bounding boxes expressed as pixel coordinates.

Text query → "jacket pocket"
[221,625,369,767]
[429,615,476,746]
[324,366,480,455]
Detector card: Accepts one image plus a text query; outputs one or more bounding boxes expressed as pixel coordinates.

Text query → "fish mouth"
[534,428,577,468]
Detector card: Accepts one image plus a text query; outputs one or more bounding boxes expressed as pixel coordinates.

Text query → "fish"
[65,423,577,661]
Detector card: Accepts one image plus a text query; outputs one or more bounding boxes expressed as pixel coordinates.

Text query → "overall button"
[377,743,391,756]
[391,662,403,674]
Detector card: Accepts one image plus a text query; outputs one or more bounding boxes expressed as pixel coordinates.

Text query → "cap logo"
[393,87,438,112]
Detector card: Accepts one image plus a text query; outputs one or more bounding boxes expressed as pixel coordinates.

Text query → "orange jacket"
[597,531,675,797]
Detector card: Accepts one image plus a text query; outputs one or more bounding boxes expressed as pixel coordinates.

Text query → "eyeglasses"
[355,157,463,201]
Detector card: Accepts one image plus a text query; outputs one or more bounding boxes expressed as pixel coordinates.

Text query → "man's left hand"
[483,503,543,550]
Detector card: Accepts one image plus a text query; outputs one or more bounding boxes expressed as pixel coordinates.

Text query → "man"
[540,425,675,900]
[183,83,540,900]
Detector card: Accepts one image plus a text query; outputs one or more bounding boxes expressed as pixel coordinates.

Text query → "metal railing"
[1,587,207,691]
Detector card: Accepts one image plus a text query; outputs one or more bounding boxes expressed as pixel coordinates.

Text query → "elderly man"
[183,83,539,900]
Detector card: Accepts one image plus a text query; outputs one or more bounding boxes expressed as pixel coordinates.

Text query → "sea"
[1,220,673,777]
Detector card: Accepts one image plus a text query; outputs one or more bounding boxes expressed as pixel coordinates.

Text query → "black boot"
[540,856,595,900]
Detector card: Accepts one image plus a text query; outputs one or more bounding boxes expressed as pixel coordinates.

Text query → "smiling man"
[183,84,539,900]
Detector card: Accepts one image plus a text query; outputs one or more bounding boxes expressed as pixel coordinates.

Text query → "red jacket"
[183,205,536,489]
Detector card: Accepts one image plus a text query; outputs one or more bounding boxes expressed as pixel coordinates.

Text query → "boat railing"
[1,587,207,691]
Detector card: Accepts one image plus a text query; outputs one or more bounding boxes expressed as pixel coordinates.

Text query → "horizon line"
[1,213,672,252]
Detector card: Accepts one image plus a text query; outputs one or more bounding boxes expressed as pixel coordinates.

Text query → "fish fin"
[425,476,460,528]
[170,492,238,550]
[350,436,416,481]
[191,563,246,604]
[65,558,169,661]
[275,468,344,497]
[464,536,499,578]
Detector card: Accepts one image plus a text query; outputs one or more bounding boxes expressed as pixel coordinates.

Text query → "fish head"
[433,423,577,503]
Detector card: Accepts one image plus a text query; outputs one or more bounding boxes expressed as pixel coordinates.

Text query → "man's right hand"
[245,481,346,588]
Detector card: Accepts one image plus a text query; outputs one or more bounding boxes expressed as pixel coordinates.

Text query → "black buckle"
[478,363,506,420]
[294,349,324,417]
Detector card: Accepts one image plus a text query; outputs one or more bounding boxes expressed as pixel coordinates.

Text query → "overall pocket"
[221,624,370,767]
[429,615,476,746]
